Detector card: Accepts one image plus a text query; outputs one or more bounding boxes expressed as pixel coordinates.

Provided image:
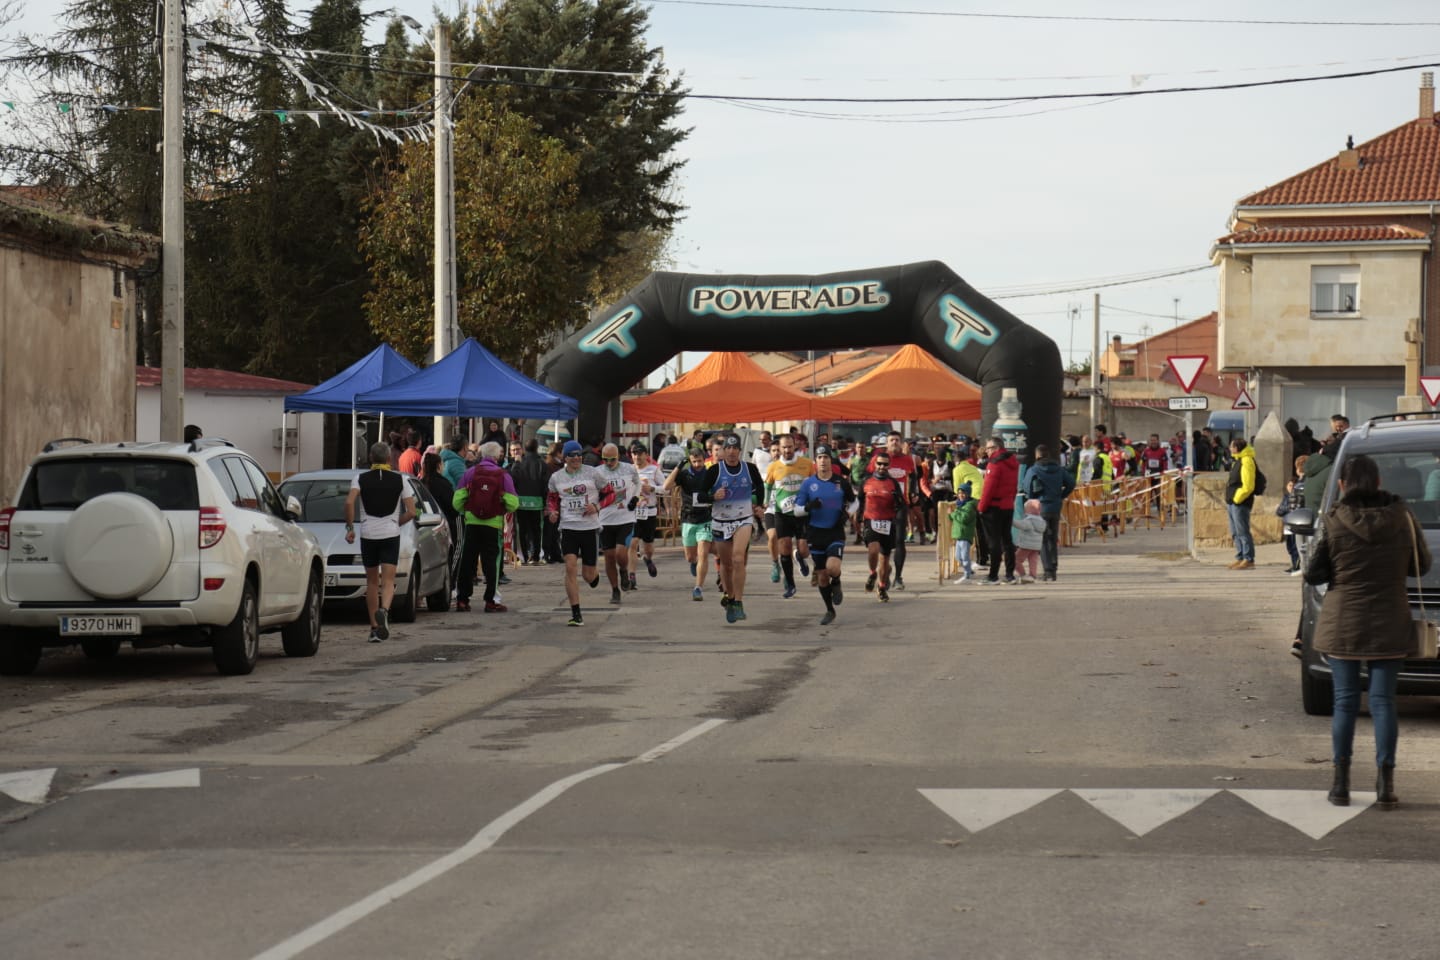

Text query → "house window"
[1312,265,1359,315]
[1118,359,1136,376]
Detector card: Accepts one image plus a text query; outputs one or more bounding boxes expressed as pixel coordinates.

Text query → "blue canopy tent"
[355,338,578,424]
[282,344,420,471]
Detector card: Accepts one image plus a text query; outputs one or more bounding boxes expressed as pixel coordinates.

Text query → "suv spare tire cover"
[64,492,175,599]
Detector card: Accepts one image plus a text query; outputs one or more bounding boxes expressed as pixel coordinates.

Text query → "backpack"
[464,463,507,519]
[1253,467,1267,497]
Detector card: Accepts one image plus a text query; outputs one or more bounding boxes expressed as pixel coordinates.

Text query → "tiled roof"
[136,366,313,393]
[1238,116,1440,206]
[770,348,895,392]
[1215,224,1428,245]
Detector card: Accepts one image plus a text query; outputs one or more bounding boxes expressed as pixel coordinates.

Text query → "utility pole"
[432,22,455,448]
[1090,293,1100,429]
[160,0,185,441]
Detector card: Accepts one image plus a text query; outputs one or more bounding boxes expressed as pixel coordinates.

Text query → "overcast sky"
[6,0,1439,376]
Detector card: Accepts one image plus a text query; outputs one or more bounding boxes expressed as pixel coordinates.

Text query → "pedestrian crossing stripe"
[83,768,201,791]
[0,767,57,804]
[921,788,1376,840]
[1073,788,1219,836]
[918,788,1062,832]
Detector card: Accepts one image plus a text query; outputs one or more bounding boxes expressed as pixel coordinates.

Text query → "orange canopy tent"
[623,351,814,423]
[811,344,982,422]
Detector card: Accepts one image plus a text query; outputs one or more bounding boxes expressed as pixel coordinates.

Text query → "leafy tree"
[360,95,600,372]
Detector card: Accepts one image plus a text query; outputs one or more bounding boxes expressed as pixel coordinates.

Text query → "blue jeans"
[1226,501,1254,561]
[953,539,973,576]
[1328,657,1401,767]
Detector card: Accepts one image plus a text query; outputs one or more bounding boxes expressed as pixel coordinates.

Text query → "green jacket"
[948,497,978,541]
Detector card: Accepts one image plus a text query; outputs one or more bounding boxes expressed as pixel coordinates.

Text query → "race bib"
[712,517,750,540]
[562,496,586,519]
[869,519,892,535]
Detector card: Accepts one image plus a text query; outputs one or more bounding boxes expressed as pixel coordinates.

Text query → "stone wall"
[0,248,138,506]
[1192,472,1283,547]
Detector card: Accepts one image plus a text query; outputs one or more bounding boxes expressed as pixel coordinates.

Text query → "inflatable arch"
[539,261,1062,455]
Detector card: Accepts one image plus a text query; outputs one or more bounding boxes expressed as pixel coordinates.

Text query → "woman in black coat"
[1304,453,1430,808]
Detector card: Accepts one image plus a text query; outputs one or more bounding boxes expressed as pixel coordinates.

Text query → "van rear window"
[18,458,199,511]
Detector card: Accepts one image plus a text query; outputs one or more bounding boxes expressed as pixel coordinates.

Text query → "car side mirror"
[285,495,303,522]
[1283,507,1316,537]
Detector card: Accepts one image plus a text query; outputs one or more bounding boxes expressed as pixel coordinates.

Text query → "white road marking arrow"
[1230,789,1374,839]
[0,768,57,804]
[1072,788,1219,836]
[84,768,202,792]
[919,788,1063,833]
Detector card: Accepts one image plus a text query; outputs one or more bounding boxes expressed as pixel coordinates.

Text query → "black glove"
[627,496,639,511]
[805,499,820,514]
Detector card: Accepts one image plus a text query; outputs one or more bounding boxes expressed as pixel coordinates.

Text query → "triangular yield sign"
[1421,376,1440,407]
[0,767,57,804]
[1233,386,1256,410]
[85,768,201,791]
[919,788,1063,833]
[1230,789,1373,839]
[1166,355,1208,394]
[1072,788,1218,836]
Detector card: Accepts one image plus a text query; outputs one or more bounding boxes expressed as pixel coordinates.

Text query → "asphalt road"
[2,521,1438,960]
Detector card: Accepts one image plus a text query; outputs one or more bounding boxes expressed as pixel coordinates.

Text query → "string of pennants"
[0,98,434,131]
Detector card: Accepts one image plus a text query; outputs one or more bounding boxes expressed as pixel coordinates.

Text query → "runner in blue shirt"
[792,444,857,625]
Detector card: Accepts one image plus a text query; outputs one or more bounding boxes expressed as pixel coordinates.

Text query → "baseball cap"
[562,440,584,457]
[814,443,833,458]
[722,435,742,449]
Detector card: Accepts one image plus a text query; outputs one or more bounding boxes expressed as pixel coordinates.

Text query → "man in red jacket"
[977,436,1019,584]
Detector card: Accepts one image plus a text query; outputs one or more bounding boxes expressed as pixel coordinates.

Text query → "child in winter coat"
[949,482,978,583]
[1012,499,1046,583]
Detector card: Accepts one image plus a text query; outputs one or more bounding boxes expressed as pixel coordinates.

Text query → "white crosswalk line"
[0,768,57,804]
[1072,788,1219,836]
[84,769,202,791]
[919,788,1063,832]
[1230,789,1375,839]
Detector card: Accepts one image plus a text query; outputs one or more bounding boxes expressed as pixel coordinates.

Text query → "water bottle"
[993,388,1028,455]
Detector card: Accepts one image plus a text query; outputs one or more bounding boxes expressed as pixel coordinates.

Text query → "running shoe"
[499,573,511,585]
[783,584,796,600]
[692,586,704,602]
[619,575,631,592]
[865,572,877,593]
[894,577,905,591]
[878,585,889,603]
[830,580,843,606]
[770,561,781,583]
[1003,577,1018,585]
[732,601,747,622]
[798,556,810,577]
[368,628,383,643]
[374,607,389,641]
[820,610,836,626]
[725,603,738,624]
[720,593,732,608]
[628,572,638,591]
[610,587,622,605]
[645,557,657,577]
[567,614,584,626]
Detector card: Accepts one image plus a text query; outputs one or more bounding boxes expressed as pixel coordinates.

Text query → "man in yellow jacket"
[1225,437,1259,569]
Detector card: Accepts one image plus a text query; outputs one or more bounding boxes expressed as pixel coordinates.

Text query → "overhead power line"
[989,265,1213,299]
[644,1,1440,28]
[243,43,1440,106]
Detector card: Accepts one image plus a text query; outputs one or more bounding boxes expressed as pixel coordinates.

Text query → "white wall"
[136,388,323,479]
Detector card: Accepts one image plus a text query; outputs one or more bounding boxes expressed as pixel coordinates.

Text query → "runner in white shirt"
[595,443,641,606]
[546,440,610,626]
[628,442,665,589]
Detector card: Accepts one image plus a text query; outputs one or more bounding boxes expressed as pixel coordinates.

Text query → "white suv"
[0,438,325,676]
